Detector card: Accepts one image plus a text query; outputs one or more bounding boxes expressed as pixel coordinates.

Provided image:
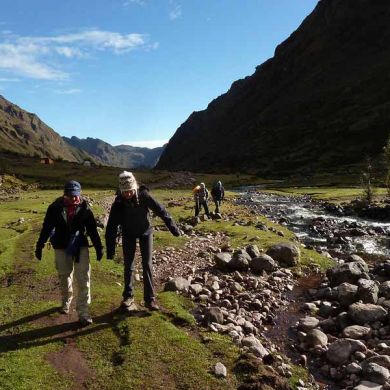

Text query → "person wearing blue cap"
[35,180,103,326]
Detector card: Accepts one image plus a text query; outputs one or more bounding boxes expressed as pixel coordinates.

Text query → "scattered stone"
[214,362,227,378]
[251,254,278,274]
[164,277,190,292]
[337,282,358,306]
[327,261,369,286]
[298,316,320,332]
[246,244,261,258]
[363,362,390,385]
[214,252,232,270]
[228,249,251,271]
[343,325,372,339]
[266,243,300,267]
[326,338,366,365]
[358,279,379,304]
[348,303,387,325]
[305,329,328,348]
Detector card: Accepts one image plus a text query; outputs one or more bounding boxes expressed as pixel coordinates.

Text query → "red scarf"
[64,196,81,223]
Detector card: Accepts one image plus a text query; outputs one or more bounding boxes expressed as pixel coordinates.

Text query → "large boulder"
[363,362,390,385]
[246,244,261,258]
[358,279,379,304]
[214,252,232,270]
[298,316,320,332]
[305,329,328,348]
[337,282,358,306]
[327,338,366,365]
[348,303,387,324]
[327,261,369,286]
[164,277,190,292]
[206,307,224,324]
[251,254,278,274]
[228,249,251,271]
[342,325,372,339]
[266,242,300,267]
[379,281,390,299]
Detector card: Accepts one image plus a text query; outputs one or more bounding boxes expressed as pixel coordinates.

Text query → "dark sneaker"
[79,317,93,327]
[121,297,135,308]
[145,299,159,311]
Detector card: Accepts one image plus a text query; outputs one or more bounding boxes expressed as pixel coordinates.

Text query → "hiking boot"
[121,297,135,308]
[59,304,70,314]
[145,299,159,311]
[79,317,93,327]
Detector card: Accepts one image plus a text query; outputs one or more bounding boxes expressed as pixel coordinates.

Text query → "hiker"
[105,171,181,311]
[35,180,103,326]
[211,181,225,214]
[193,182,210,217]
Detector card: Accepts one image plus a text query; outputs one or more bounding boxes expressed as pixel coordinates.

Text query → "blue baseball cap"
[64,180,81,196]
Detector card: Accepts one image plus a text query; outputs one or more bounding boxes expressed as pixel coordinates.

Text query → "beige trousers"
[54,247,91,319]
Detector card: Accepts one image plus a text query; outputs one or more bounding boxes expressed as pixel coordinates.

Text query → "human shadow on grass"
[0,307,150,353]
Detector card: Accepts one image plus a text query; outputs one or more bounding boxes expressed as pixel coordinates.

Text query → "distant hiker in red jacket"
[193,182,210,217]
[35,181,103,327]
[105,171,181,311]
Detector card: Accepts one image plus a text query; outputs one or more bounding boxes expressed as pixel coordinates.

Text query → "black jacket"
[36,197,102,251]
[211,185,225,201]
[105,189,179,258]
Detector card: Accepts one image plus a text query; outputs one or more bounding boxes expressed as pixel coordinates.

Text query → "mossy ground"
[0,181,337,389]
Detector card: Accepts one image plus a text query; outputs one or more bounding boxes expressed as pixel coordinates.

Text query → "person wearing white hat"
[105,171,181,311]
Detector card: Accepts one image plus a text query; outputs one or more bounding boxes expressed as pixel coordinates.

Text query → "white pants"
[54,247,91,319]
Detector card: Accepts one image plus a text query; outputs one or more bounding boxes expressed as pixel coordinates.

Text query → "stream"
[238,191,390,261]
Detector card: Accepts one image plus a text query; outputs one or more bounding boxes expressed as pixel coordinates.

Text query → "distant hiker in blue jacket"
[35,180,103,327]
[105,171,180,311]
[211,181,225,214]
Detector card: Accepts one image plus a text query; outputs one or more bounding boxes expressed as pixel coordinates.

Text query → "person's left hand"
[96,247,103,261]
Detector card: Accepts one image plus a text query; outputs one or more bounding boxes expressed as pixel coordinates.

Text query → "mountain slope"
[63,136,164,168]
[0,95,92,162]
[156,0,390,176]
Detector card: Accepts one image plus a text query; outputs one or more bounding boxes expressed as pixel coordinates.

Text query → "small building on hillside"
[40,157,54,165]
[83,160,92,167]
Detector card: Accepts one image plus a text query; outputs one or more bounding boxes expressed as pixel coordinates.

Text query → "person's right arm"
[35,205,55,260]
[105,203,119,259]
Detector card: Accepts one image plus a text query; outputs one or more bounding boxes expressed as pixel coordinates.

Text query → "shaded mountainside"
[0,95,92,162]
[157,0,390,176]
[63,136,165,168]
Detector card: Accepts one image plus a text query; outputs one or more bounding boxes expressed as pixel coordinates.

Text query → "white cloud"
[169,4,182,20]
[0,29,156,80]
[0,43,67,80]
[54,88,82,94]
[55,46,84,58]
[120,139,168,148]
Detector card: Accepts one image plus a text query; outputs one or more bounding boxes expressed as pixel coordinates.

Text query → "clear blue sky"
[0,0,318,148]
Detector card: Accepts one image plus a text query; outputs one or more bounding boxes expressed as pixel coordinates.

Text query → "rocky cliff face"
[156,0,390,176]
[0,95,91,162]
[63,136,165,168]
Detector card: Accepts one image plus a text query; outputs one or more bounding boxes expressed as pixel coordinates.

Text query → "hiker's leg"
[195,201,200,216]
[54,249,74,311]
[122,237,137,299]
[203,201,210,217]
[74,247,91,319]
[139,233,154,303]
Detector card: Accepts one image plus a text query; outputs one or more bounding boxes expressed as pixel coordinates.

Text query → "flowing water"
[239,191,390,260]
